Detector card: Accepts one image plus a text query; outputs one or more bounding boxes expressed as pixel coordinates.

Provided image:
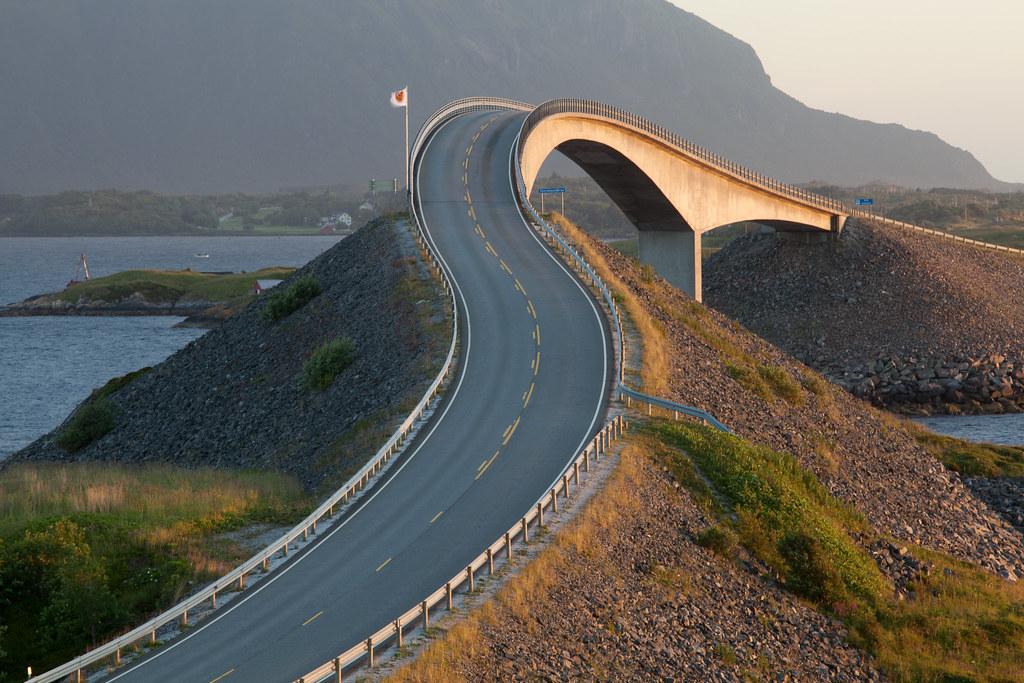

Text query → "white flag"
[389,86,408,108]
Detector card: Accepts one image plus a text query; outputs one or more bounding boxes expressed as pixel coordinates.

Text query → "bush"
[778,531,847,604]
[261,275,321,322]
[695,524,737,557]
[56,400,116,453]
[303,338,355,391]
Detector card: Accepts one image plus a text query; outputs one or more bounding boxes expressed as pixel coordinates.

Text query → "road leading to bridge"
[106,109,610,682]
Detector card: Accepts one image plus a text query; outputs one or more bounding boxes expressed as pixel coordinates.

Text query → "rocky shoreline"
[704,218,1024,415]
[823,352,1023,416]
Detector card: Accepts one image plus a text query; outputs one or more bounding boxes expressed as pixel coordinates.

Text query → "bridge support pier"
[638,230,702,302]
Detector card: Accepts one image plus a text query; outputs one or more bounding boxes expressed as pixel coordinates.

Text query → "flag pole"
[404,89,410,193]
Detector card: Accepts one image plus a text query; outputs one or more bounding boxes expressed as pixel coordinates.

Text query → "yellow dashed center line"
[302,610,324,627]
[485,242,497,257]
[535,324,541,346]
[475,225,485,239]
[469,206,476,220]
[376,557,392,573]
[527,300,537,319]
[431,510,444,524]
[476,449,502,480]
[534,351,541,376]
[463,158,468,170]
[523,382,535,408]
[502,416,521,446]
[499,259,512,275]
[515,278,526,296]
[209,669,235,683]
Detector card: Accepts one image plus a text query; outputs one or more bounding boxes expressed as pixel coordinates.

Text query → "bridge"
[518,99,848,301]
[33,98,843,682]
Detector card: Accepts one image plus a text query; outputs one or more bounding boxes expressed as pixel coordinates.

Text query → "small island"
[1,267,295,327]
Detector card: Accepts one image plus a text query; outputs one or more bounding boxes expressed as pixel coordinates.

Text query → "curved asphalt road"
[108,109,609,682]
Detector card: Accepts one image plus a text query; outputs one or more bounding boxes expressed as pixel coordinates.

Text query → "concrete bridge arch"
[516,100,847,300]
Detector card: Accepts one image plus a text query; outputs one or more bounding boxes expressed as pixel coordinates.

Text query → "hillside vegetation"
[56,267,293,305]
[0,463,311,680]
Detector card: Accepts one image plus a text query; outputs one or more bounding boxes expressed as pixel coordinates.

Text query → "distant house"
[253,279,284,295]
[338,212,352,227]
[319,225,336,235]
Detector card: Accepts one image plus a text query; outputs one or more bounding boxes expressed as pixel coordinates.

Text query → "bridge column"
[638,230,702,301]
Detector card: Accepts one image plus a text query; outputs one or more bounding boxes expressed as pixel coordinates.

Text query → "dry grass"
[387,445,647,683]
[551,214,670,395]
[0,462,308,537]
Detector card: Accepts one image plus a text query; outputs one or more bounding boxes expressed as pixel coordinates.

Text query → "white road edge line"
[108,111,477,681]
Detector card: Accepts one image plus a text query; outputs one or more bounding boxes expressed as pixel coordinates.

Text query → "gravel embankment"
[592,233,1024,581]
[704,218,1024,415]
[10,218,449,490]
[457,453,883,682]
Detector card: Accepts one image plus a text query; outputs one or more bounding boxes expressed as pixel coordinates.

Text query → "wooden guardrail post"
[467,565,475,593]
[181,610,188,628]
[537,502,544,527]
[421,600,429,628]
[487,548,494,576]
[238,572,246,590]
[115,647,121,665]
[333,656,342,682]
[396,619,404,648]
[446,583,453,610]
[574,461,580,486]
[367,637,374,668]
[551,488,558,513]
[522,517,529,543]
[584,448,590,472]
[505,532,512,561]
[211,591,217,609]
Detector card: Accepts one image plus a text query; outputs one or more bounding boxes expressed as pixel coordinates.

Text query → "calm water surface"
[0,236,341,458]
[916,413,1024,447]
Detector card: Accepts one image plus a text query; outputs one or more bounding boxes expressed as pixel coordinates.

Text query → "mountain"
[0,0,1009,194]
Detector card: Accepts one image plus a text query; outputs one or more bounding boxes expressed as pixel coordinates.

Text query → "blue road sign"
[538,187,567,194]
[855,198,875,206]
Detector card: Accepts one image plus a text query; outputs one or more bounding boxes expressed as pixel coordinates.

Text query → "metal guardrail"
[28,151,467,683]
[518,98,846,215]
[850,208,1024,257]
[294,416,626,683]
[292,96,622,683]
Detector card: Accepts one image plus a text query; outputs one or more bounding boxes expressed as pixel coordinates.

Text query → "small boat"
[193,253,211,258]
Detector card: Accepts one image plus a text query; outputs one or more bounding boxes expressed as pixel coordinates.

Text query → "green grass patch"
[0,463,311,679]
[911,427,1024,478]
[725,363,772,402]
[261,274,321,322]
[59,267,294,306]
[756,364,806,406]
[56,399,116,453]
[302,338,355,391]
[695,524,737,558]
[644,419,1024,682]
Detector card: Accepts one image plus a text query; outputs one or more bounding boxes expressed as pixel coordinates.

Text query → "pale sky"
[672,0,1024,183]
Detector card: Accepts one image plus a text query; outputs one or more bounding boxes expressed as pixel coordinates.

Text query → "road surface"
[110,109,610,682]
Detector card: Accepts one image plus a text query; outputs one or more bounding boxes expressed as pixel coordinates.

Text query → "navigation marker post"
[390,86,409,192]
[537,186,566,214]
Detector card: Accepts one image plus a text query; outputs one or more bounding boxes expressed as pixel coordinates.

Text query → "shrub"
[695,524,737,557]
[756,364,805,405]
[261,275,321,322]
[56,400,116,453]
[779,531,847,604]
[90,366,152,402]
[302,338,356,391]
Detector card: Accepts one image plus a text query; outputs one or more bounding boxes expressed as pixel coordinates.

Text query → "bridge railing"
[518,98,846,215]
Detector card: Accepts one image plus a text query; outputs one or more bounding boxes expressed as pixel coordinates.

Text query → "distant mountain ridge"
[0,0,1010,194]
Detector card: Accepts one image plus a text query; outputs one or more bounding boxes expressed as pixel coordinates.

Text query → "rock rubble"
[704,218,1024,415]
